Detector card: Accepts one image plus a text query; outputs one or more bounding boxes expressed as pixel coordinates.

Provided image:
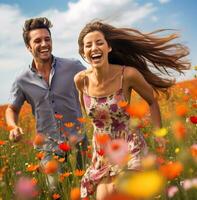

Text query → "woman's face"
[83,31,111,68]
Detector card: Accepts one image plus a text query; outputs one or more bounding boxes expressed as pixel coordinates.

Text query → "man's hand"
[9,126,24,142]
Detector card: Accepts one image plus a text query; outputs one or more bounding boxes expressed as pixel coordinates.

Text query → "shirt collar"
[29,55,57,73]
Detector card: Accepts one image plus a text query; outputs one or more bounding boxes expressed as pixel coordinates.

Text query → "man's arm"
[5,105,24,141]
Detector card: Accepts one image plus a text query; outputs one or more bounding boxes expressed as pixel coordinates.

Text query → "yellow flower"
[154,128,168,137]
[194,65,197,70]
[117,170,165,199]
[175,148,180,154]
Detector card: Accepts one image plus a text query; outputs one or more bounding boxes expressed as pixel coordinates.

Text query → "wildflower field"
[0,78,196,200]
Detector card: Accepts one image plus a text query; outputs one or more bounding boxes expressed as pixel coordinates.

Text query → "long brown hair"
[78,20,190,95]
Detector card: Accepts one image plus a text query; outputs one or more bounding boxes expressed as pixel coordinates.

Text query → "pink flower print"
[98,97,107,104]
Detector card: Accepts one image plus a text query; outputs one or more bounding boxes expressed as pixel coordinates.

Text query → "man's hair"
[23,17,53,46]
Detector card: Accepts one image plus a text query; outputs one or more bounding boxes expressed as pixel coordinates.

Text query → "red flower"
[54,114,63,119]
[190,116,197,124]
[59,142,71,152]
[97,149,105,156]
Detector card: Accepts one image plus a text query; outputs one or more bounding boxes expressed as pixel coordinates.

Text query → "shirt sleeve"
[8,80,25,110]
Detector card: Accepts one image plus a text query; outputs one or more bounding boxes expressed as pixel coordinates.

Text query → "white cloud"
[151,15,158,22]
[158,0,171,4]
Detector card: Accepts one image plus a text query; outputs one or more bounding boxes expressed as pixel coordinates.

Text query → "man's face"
[27,28,52,63]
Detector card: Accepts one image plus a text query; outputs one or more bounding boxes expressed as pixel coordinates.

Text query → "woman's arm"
[125,67,162,129]
[74,71,87,115]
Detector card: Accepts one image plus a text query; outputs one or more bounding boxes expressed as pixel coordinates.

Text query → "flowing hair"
[78,20,190,96]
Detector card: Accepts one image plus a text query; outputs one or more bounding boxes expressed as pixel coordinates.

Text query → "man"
[5,17,87,169]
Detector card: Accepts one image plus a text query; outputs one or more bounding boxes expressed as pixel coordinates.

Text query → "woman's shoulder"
[74,69,92,90]
[123,66,145,85]
[124,66,142,77]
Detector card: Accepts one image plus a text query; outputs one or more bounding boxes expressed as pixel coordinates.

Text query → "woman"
[74,21,190,199]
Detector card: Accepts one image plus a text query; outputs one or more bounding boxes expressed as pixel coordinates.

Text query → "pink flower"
[105,139,129,166]
[15,177,38,199]
[167,186,178,198]
[180,178,197,190]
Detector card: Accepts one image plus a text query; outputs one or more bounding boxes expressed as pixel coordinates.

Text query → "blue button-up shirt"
[9,56,85,153]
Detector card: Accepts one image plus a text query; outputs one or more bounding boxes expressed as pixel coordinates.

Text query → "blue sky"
[0,0,196,104]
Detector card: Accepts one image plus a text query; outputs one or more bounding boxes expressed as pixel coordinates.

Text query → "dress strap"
[120,66,125,89]
[83,72,89,95]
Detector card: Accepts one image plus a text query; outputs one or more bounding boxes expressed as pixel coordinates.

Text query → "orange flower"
[182,95,189,102]
[36,152,45,160]
[58,158,65,163]
[77,117,87,123]
[175,104,188,117]
[74,169,85,177]
[156,156,166,165]
[172,121,186,140]
[26,164,39,172]
[64,122,74,128]
[95,133,110,145]
[118,100,128,108]
[190,144,197,158]
[159,161,183,180]
[70,187,80,200]
[192,103,197,109]
[44,160,58,174]
[126,102,148,118]
[59,172,70,182]
[33,134,45,146]
[0,140,6,145]
[52,193,61,200]
[156,146,166,154]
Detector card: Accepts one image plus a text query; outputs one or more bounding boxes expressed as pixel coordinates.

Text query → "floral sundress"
[81,67,147,198]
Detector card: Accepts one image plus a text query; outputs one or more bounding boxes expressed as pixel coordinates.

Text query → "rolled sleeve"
[9,80,25,110]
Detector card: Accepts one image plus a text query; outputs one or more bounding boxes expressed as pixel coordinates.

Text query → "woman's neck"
[91,64,111,84]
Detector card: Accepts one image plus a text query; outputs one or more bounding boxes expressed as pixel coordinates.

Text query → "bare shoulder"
[124,66,143,80]
[74,69,91,91]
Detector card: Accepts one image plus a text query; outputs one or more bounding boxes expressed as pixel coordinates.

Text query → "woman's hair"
[23,17,52,46]
[78,20,190,96]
